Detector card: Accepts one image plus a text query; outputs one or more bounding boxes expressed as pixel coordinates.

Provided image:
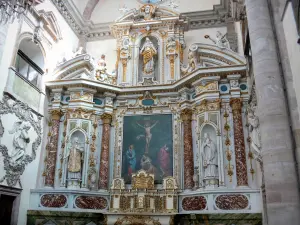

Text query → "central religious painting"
[122,114,173,184]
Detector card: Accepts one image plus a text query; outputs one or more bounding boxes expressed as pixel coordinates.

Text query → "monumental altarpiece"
[20,3,263,225]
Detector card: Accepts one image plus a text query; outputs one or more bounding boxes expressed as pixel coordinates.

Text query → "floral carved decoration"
[215,194,249,210]
[75,196,108,210]
[40,194,67,208]
[182,196,207,211]
[0,95,42,187]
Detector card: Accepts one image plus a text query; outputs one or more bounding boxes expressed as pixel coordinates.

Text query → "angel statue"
[9,121,31,162]
[205,31,230,50]
[140,37,157,75]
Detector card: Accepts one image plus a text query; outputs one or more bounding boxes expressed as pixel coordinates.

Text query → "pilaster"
[245,0,300,223]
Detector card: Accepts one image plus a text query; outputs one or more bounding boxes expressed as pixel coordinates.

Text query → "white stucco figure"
[248,104,261,152]
[202,133,218,178]
[8,121,31,162]
[205,31,230,50]
[140,37,157,75]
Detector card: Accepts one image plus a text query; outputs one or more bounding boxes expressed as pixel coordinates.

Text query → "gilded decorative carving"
[195,100,221,113]
[88,116,97,190]
[224,105,234,182]
[215,194,249,210]
[57,114,68,181]
[132,170,154,189]
[195,81,218,94]
[99,113,112,189]
[181,109,194,189]
[68,108,94,120]
[40,194,67,208]
[45,110,63,187]
[230,98,248,186]
[182,196,207,211]
[75,196,108,210]
[70,91,93,102]
[121,58,127,82]
[169,54,175,79]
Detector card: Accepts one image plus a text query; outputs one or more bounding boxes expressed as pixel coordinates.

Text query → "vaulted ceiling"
[51,0,239,41]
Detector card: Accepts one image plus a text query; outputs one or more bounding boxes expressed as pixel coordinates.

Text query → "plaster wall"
[0,1,79,225]
[282,3,300,124]
[36,0,79,74]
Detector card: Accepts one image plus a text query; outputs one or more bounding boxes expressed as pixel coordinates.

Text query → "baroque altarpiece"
[27,3,262,225]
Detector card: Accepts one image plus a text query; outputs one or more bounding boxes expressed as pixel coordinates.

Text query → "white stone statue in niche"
[140,37,157,75]
[202,133,218,178]
[9,121,31,162]
[64,136,85,188]
[205,31,230,50]
[248,103,261,153]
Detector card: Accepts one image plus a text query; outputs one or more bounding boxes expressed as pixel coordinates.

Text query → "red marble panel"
[215,194,249,210]
[40,194,67,208]
[182,196,207,211]
[75,196,108,210]
[181,110,194,189]
[230,99,248,186]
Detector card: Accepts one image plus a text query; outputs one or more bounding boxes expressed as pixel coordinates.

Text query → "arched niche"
[139,36,159,81]
[198,122,224,188]
[61,128,90,189]
[135,33,162,84]
[69,129,85,144]
[14,35,45,87]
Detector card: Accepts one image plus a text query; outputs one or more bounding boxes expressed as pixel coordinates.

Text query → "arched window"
[15,38,44,87]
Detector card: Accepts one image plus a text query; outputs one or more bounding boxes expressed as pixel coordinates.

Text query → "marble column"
[99,113,112,189]
[181,109,194,189]
[44,110,63,187]
[245,0,300,224]
[230,99,248,186]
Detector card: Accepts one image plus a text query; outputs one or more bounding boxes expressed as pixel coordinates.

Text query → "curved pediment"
[192,43,246,67]
[52,54,95,81]
[115,4,179,23]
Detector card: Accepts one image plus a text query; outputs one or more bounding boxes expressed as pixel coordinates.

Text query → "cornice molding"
[50,0,234,41]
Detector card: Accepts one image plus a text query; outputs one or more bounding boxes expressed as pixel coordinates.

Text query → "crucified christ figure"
[136,120,158,154]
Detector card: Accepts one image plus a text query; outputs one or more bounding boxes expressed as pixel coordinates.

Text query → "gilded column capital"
[180,109,193,121]
[230,98,242,112]
[50,109,63,120]
[101,113,113,124]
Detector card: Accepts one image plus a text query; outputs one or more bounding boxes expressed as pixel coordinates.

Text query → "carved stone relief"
[0,95,42,187]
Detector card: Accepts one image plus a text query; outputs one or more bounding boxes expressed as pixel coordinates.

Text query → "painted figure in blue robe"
[126,145,136,177]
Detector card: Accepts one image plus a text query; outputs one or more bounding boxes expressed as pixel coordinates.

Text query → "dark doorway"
[0,194,16,225]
